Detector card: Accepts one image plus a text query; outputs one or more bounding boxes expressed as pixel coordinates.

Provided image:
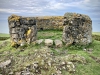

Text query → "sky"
[0,0,100,33]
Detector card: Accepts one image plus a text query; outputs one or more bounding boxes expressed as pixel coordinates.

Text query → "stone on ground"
[36,39,44,44]
[44,39,53,47]
[54,39,63,47]
[0,59,11,68]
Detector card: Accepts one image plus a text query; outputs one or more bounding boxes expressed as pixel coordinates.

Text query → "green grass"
[0,33,10,37]
[37,30,63,40]
[92,32,100,35]
[67,40,100,75]
[92,32,100,41]
[0,33,10,41]
[0,30,100,75]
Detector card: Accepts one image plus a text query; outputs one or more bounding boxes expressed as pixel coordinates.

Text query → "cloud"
[0,0,100,21]
[0,0,100,17]
[0,8,27,13]
[0,0,82,14]
[0,0,100,33]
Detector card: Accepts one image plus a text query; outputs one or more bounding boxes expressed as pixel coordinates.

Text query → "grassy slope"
[0,33,10,37]
[0,33,10,44]
[92,32,100,35]
[0,31,100,75]
[38,30,100,75]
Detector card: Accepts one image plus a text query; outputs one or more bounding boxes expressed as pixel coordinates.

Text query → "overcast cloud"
[0,0,100,33]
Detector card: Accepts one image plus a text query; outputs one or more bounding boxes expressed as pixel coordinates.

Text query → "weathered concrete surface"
[62,12,92,45]
[8,15,37,47]
[36,16,63,30]
[8,13,92,47]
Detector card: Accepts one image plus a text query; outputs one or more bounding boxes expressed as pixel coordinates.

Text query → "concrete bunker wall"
[8,15,64,47]
[8,15,37,47]
[36,16,63,30]
[8,12,92,47]
[62,12,92,45]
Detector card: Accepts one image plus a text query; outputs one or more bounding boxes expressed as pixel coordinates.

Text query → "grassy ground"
[37,30,63,40]
[0,33,10,41]
[92,32,100,35]
[0,30,100,75]
[0,33,10,37]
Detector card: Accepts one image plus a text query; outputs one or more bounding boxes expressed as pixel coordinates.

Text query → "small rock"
[44,39,53,47]
[20,41,26,46]
[0,59,11,68]
[61,61,66,65]
[56,70,62,74]
[54,39,63,47]
[8,72,14,75]
[33,62,38,69]
[36,39,43,44]
[83,48,86,51]
[87,48,93,54]
[21,68,31,75]
[67,62,75,72]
